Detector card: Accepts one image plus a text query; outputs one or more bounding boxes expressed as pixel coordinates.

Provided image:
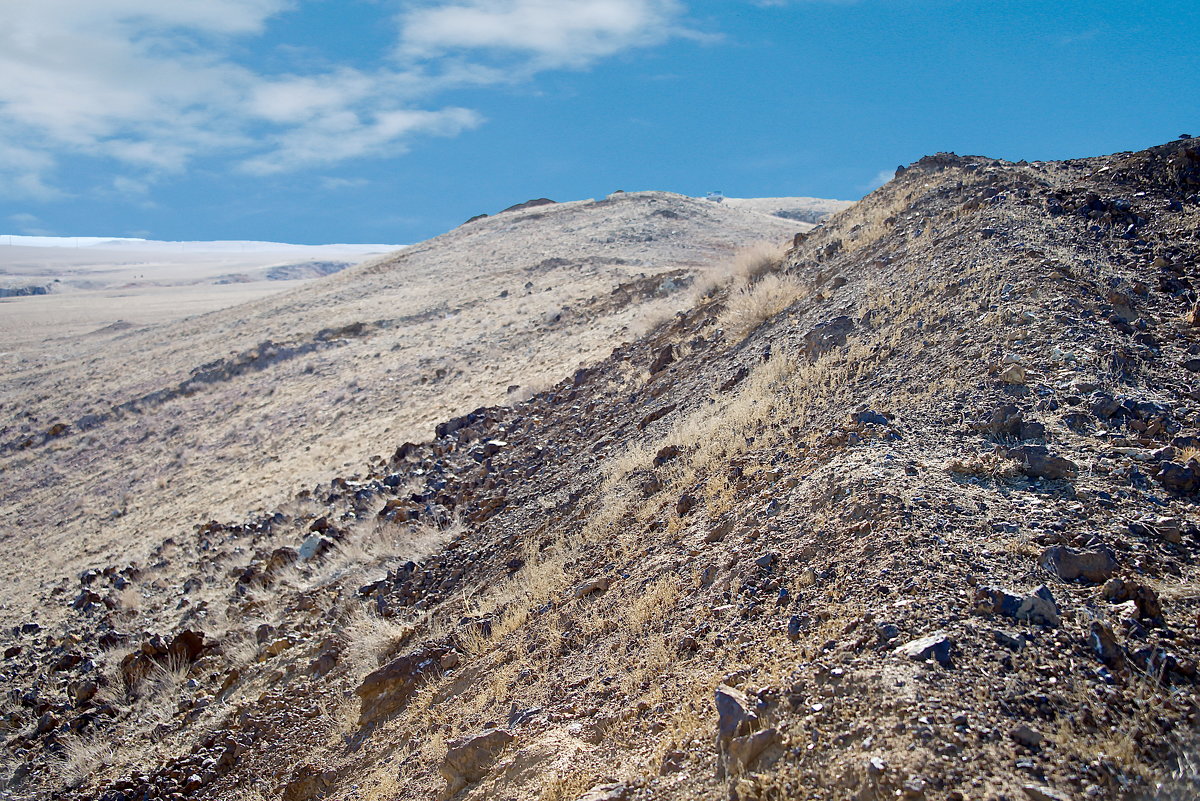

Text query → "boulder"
[894,632,954,666]
[1004,445,1076,480]
[440,728,513,798]
[973,585,1060,627]
[715,684,757,744]
[355,645,449,726]
[1039,545,1117,583]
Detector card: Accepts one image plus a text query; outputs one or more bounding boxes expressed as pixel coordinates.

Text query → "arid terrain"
[0,238,400,356]
[2,143,1199,801]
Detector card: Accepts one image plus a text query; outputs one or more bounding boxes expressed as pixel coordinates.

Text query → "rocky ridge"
[2,143,1200,800]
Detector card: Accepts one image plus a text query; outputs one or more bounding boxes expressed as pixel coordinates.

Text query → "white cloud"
[6,212,54,236]
[0,1,693,200]
[319,177,370,191]
[863,168,896,192]
[0,143,64,201]
[241,107,483,175]
[399,0,687,68]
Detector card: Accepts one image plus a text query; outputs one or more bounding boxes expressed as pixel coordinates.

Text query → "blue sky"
[1,0,1197,244]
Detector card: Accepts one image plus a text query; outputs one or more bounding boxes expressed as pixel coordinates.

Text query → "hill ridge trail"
[3,145,1200,799]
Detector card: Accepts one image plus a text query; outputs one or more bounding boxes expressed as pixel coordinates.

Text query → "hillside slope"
[4,143,1200,801]
[0,192,804,633]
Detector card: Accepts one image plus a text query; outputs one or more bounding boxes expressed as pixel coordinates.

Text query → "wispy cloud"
[7,212,54,236]
[0,0,690,199]
[398,0,688,69]
[319,176,371,191]
[862,168,896,192]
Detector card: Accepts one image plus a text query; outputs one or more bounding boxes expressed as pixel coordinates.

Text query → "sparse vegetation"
[5,145,1200,801]
[718,272,808,341]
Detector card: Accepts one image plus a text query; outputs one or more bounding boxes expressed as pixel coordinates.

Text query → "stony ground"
[0,191,808,637]
[2,142,1199,801]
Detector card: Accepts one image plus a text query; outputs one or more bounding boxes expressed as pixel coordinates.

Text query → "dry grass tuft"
[1176,445,1200,464]
[719,273,807,341]
[695,240,789,298]
[730,241,789,285]
[343,607,417,674]
[54,735,116,789]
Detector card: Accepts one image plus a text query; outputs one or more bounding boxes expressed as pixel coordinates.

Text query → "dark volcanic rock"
[1039,545,1118,583]
[355,644,450,726]
[973,585,1061,627]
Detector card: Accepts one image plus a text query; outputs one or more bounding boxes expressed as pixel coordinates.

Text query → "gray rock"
[894,632,953,666]
[1011,724,1044,749]
[1004,445,1077,480]
[1039,545,1117,583]
[714,684,757,744]
[440,728,513,798]
[974,585,1060,627]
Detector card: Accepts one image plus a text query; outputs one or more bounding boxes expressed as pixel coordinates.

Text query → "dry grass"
[694,240,788,298]
[1176,445,1200,463]
[343,607,417,675]
[538,770,597,801]
[718,273,808,341]
[0,190,796,646]
[53,735,117,789]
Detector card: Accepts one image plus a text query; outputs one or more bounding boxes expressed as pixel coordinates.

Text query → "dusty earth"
[2,144,1199,801]
[0,239,399,356]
